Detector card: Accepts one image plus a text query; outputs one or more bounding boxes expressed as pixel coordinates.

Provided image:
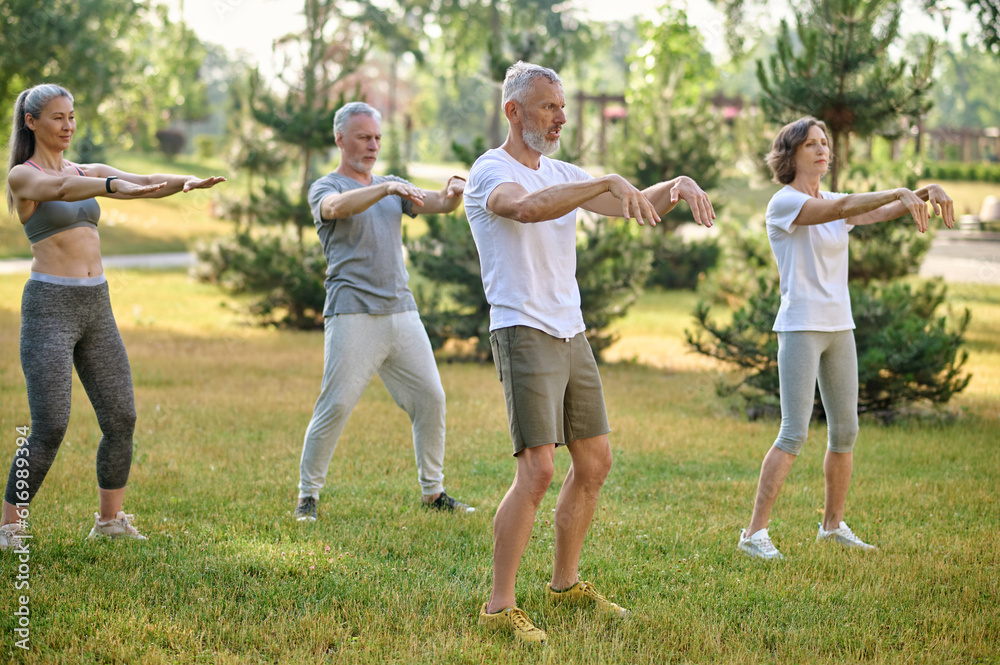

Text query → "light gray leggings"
[774,330,859,455]
[5,275,136,506]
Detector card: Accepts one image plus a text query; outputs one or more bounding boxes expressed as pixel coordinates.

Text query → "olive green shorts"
[489,326,611,456]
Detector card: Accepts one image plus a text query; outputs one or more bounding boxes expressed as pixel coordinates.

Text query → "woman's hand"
[182,176,227,193]
[114,179,167,197]
[896,188,929,233]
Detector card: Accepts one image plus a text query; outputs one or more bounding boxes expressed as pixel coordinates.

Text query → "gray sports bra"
[21,160,101,244]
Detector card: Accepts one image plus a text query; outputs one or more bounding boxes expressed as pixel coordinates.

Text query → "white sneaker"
[816,521,876,551]
[0,523,28,551]
[738,528,784,560]
[87,511,147,541]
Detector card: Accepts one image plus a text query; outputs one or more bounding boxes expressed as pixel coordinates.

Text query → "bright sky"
[166,0,973,78]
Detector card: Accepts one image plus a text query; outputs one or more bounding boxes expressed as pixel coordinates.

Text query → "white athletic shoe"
[816,521,876,551]
[0,523,28,551]
[87,511,147,541]
[738,528,785,560]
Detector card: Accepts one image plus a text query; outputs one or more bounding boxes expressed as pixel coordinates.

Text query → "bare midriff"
[29,226,103,278]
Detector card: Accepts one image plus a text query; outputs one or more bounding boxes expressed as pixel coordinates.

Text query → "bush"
[848,221,933,284]
[406,211,652,361]
[840,164,934,284]
[576,220,653,358]
[406,212,493,357]
[451,136,488,169]
[686,278,971,420]
[193,231,327,329]
[195,135,216,162]
[155,129,186,159]
[921,161,1000,183]
[645,232,721,290]
[696,223,774,306]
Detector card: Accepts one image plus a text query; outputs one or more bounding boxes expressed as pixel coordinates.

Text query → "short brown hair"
[765,117,832,185]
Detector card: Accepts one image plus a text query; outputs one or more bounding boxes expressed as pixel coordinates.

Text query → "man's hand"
[386,181,428,207]
[605,174,660,226]
[897,188,929,233]
[669,176,716,228]
[926,184,954,230]
[445,177,466,200]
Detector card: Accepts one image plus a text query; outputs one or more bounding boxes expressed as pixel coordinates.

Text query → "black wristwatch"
[106,176,118,193]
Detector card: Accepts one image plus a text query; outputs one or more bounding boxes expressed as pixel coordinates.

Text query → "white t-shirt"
[765,185,855,332]
[464,148,592,338]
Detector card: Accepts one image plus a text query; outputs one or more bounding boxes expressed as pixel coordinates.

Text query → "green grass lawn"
[0,271,997,663]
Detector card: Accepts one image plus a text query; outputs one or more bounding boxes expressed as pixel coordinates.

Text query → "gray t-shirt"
[308,172,418,317]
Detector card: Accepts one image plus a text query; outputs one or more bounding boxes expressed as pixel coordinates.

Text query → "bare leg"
[1,501,27,527]
[746,446,797,535]
[821,450,853,530]
[98,487,126,521]
[486,444,555,614]
[550,434,612,590]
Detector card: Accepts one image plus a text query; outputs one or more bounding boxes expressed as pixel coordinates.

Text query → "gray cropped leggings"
[4,276,136,506]
[773,330,859,456]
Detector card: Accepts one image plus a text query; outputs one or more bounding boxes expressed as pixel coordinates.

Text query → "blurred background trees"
[1,0,987,415]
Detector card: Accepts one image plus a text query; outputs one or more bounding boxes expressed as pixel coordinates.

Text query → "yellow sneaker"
[545,581,629,618]
[478,603,547,643]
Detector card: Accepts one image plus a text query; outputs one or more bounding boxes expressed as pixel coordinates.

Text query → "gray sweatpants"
[298,310,446,499]
[773,330,859,455]
[5,275,136,506]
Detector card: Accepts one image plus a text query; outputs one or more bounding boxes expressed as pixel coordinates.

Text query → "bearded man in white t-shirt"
[465,61,717,643]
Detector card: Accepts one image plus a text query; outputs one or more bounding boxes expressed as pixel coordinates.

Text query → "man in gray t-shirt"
[294,102,473,521]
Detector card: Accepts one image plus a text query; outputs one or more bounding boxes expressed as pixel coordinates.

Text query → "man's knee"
[570,435,613,487]
[516,447,555,502]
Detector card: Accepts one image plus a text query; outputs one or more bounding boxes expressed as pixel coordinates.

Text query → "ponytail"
[6,84,74,212]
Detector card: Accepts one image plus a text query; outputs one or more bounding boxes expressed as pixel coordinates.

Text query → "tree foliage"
[0,0,140,123]
[723,0,1000,57]
[756,0,936,190]
[193,231,327,329]
[927,36,1000,130]
[434,0,594,145]
[614,9,722,202]
[922,0,1000,55]
[249,0,394,241]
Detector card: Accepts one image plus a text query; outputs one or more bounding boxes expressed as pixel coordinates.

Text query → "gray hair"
[501,61,562,107]
[333,102,381,138]
[7,84,74,212]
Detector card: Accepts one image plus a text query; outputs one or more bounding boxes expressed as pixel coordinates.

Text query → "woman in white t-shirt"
[737,117,954,560]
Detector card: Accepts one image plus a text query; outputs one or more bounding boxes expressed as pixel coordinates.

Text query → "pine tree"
[756,0,936,190]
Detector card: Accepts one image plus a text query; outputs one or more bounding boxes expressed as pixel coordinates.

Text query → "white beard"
[523,124,559,156]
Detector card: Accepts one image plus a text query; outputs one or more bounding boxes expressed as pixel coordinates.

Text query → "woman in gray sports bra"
[0,84,225,551]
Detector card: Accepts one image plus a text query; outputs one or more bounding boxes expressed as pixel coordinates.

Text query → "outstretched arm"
[78,163,225,199]
[413,176,466,215]
[846,184,954,230]
[318,179,442,220]
[580,175,716,227]
[7,163,167,203]
[492,173,659,225]
[795,187,932,232]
